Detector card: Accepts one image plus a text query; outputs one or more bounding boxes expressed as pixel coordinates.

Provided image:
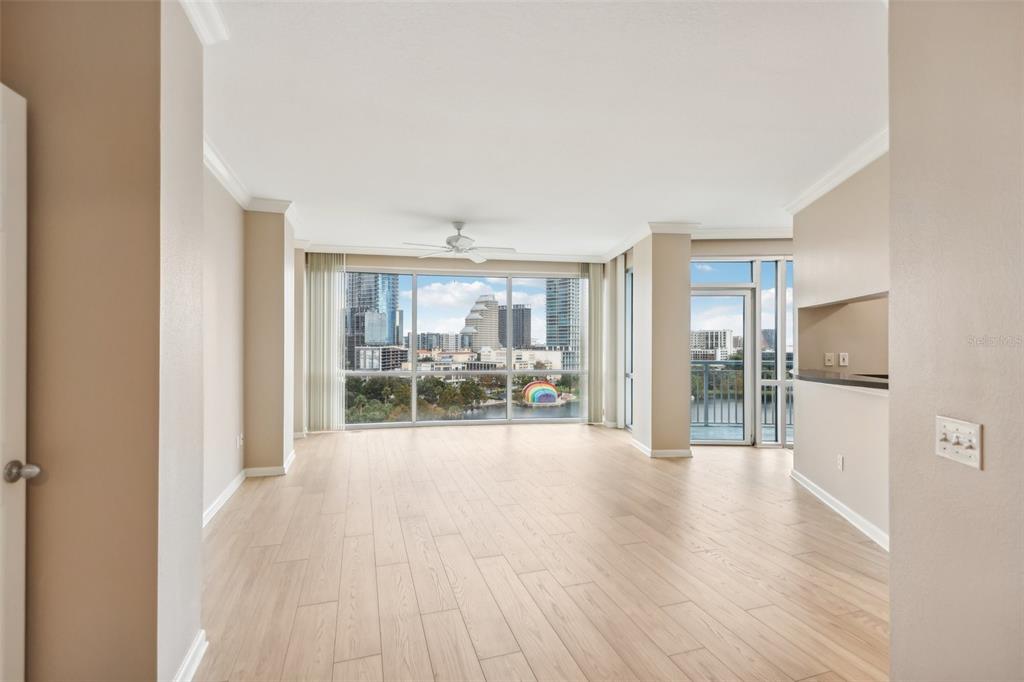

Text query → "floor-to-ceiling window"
[690,257,794,446]
[690,261,753,443]
[343,272,414,425]
[329,267,586,428]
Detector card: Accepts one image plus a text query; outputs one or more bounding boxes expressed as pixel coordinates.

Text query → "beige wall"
[791,141,890,558]
[2,2,162,677]
[794,382,889,535]
[203,169,245,509]
[890,2,1024,678]
[244,211,295,470]
[798,295,888,374]
[630,233,691,454]
[157,3,204,677]
[691,238,792,258]
[794,154,889,308]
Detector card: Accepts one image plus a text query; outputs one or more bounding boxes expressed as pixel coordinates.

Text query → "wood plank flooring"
[196,424,889,682]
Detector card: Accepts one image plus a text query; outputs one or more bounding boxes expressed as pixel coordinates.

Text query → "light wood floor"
[196,424,889,682]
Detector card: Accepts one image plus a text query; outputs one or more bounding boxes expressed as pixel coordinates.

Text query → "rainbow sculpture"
[522,380,559,405]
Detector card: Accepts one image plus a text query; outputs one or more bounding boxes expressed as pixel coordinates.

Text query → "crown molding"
[600,225,654,262]
[307,242,603,263]
[248,198,293,214]
[179,0,230,46]
[690,226,793,241]
[203,138,250,208]
[785,127,889,215]
[648,221,701,235]
[598,222,790,261]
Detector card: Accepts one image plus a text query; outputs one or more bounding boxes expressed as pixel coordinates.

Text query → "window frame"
[690,255,795,447]
[338,266,587,429]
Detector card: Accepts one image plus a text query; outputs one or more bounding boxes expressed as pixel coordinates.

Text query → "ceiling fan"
[403,221,517,264]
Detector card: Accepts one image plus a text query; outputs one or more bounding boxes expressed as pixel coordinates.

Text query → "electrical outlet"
[936,416,982,469]
[836,454,844,471]
[824,352,835,367]
[838,352,849,367]
[237,433,245,449]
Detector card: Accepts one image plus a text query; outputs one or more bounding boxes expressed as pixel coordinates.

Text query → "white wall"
[158,1,204,677]
[890,2,1024,677]
[202,168,245,510]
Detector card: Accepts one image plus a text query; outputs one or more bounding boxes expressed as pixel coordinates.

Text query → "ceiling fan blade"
[472,246,517,253]
[464,252,488,264]
[417,251,451,259]
[403,242,447,249]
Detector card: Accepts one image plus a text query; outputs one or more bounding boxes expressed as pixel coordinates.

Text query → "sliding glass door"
[690,290,752,443]
[689,257,795,447]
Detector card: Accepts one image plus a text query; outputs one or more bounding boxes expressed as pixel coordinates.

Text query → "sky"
[402,275,549,344]
[690,261,794,351]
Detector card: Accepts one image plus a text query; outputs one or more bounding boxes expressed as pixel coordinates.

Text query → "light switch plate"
[935,416,982,469]
[824,352,835,367]
[838,352,849,367]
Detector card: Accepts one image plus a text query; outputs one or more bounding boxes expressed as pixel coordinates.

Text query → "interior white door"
[0,84,28,682]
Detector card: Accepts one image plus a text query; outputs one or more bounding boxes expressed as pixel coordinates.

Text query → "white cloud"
[416,280,498,308]
[692,303,743,337]
[693,263,714,272]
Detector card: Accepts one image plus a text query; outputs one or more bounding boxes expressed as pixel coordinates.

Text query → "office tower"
[545,278,582,369]
[461,294,501,352]
[498,303,532,348]
[344,272,403,367]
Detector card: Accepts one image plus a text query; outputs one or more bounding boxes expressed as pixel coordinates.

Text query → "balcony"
[690,360,794,442]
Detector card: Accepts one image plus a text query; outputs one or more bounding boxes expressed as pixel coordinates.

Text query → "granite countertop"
[792,369,889,390]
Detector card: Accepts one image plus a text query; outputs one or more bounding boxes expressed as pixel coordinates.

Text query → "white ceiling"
[204,1,888,260]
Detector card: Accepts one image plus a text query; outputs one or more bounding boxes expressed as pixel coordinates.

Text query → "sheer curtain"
[585,262,604,424]
[306,253,345,431]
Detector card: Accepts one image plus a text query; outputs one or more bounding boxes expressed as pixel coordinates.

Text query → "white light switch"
[935,416,982,469]
[824,352,835,367]
[838,352,849,367]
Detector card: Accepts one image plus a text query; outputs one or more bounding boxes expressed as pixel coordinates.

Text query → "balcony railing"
[690,359,793,442]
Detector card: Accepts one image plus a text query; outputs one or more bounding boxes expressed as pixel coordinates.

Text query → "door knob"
[3,460,41,483]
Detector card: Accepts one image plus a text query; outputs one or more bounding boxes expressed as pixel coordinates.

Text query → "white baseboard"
[603,420,618,428]
[244,464,285,477]
[172,629,208,682]
[790,469,890,551]
[245,450,296,478]
[204,450,299,526]
[294,431,307,440]
[630,438,692,459]
[202,470,245,528]
[651,448,692,458]
[630,438,652,456]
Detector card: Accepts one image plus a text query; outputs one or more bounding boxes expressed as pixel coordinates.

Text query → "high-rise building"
[690,329,733,351]
[498,304,532,348]
[545,278,582,370]
[354,345,408,372]
[344,272,404,368]
[461,294,501,352]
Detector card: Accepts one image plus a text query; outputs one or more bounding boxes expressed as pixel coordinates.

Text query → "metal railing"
[690,360,745,429]
[690,360,795,442]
